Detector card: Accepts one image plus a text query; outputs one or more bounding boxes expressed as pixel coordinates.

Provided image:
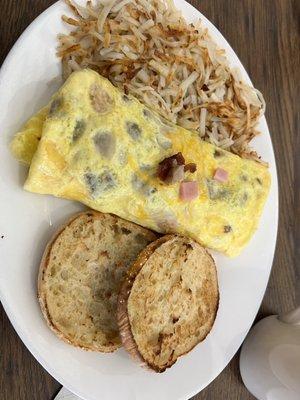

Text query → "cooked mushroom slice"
[84,170,116,197]
[73,120,86,142]
[90,84,114,114]
[126,121,142,141]
[49,97,63,116]
[93,131,116,160]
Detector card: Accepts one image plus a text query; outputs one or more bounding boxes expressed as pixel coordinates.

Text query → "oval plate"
[0,1,278,399]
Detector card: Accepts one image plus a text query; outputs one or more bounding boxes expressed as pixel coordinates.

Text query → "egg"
[10,106,48,164]
[16,69,270,256]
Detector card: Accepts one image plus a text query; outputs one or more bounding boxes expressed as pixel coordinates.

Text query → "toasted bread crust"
[38,211,157,352]
[117,235,219,372]
[117,236,172,368]
[38,213,90,348]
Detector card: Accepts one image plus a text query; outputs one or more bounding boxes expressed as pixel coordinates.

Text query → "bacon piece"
[157,152,185,183]
[184,163,197,173]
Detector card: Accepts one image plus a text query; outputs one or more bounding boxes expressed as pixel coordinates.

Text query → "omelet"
[17,69,270,256]
[10,106,49,164]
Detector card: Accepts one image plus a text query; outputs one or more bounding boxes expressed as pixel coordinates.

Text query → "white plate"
[0,1,278,399]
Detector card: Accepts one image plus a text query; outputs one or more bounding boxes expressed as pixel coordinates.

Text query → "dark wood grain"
[0,1,299,399]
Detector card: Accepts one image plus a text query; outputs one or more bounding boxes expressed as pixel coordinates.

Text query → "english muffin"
[38,211,157,352]
[117,235,219,371]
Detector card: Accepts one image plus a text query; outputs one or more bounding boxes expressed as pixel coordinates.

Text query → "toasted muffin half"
[38,211,158,352]
[117,235,219,371]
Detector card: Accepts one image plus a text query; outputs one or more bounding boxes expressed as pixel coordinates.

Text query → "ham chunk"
[214,168,228,183]
[179,181,199,201]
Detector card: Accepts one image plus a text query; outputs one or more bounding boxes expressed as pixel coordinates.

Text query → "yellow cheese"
[23,69,270,256]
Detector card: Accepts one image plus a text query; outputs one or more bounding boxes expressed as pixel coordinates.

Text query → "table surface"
[0,0,299,399]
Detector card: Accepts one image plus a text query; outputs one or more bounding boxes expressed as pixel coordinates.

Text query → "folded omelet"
[11,106,49,164]
[13,69,270,256]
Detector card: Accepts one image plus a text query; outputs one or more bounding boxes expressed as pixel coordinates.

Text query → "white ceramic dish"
[0,1,278,399]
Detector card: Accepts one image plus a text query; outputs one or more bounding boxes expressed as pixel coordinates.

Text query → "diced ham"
[214,168,228,183]
[179,181,199,201]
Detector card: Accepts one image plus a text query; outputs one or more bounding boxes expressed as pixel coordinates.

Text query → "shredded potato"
[58,0,266,162]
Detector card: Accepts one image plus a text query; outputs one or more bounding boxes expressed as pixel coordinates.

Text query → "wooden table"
[0,1,298,399]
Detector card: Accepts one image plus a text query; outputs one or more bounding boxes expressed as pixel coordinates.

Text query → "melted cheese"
[21,69,270,256]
